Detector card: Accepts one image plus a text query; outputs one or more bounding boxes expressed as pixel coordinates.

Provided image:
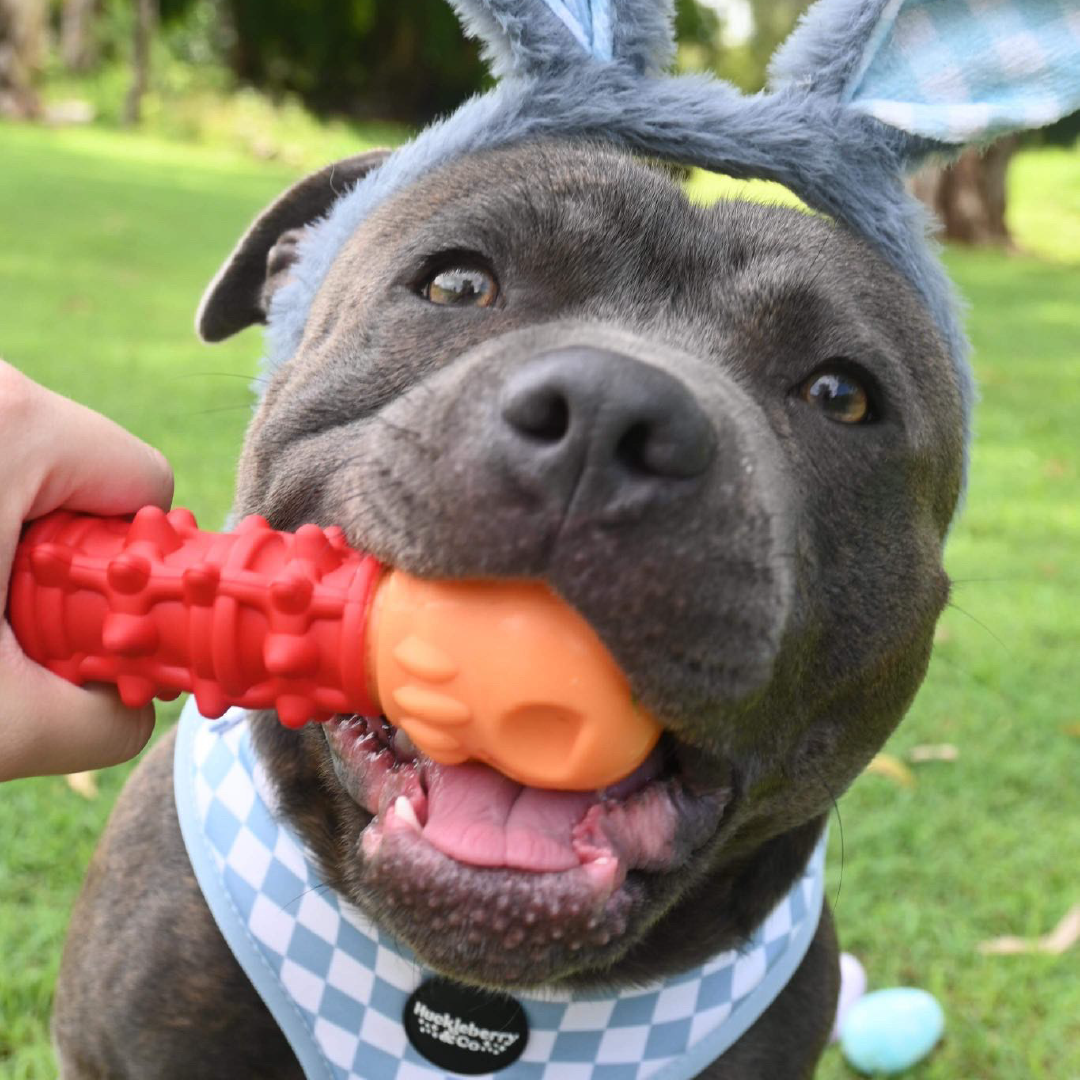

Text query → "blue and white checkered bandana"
[175,699,826,1080]
[847,0,1080,141]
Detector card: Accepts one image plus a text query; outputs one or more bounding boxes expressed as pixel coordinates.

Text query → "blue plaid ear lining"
[847,0,1080,141]
[544,0,615,60]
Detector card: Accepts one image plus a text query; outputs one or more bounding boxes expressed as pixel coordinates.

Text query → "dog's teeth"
[394,795,421,832]
[394,728,419,760]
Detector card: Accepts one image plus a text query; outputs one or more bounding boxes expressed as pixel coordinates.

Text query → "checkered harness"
[175,699,827,1080]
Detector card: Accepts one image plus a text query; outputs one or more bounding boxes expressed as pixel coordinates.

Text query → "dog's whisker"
[802,230,834,292]
[283,882,334,910]
[371,416,428,443]
[926,646,1027,712]
[945,601,1010,652]
[328,163,345,198]
[327,419,439,463]
[179,403,258,418]
[949,576,1027,586]
[812,764,844,910]
[168,371,272,385]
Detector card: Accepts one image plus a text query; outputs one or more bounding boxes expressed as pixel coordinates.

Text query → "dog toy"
[830,951,868,1043]
[8,505,661,791]
[839,986,945,1075]
[831,955,945,1074]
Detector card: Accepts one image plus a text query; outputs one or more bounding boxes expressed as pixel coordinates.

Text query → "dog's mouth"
[324,713,732,984]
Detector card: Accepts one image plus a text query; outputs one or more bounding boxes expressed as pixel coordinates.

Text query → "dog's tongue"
[422,762,599,872]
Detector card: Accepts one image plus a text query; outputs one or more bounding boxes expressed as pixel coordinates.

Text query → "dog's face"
[203,141,963,988]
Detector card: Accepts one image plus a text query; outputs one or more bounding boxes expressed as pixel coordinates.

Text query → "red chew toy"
[9,507,382,727]
[8,506,663,790]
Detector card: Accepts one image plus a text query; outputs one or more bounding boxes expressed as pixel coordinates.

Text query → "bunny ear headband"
[265,0,1080,473]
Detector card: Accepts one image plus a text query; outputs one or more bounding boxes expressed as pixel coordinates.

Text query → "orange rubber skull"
[369,572,661,790]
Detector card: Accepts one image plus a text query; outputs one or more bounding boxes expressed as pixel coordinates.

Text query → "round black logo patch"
[404,977,529,1074]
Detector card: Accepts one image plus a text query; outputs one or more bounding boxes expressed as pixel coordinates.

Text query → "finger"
[0,362,174,600]
[0,628,156,781]
[0,366,175,521]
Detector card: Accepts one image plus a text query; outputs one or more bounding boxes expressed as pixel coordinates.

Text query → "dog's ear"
[196,149,391,343]
[449,0,676,77]
[770,0,1080,166]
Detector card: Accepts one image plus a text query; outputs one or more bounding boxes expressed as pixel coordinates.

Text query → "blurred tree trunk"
[60,0,99,72]
[0,0,45,119]
[123,0,157,125]
[911,137,1020,247]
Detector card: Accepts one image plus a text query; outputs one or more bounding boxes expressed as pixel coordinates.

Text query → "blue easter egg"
[840,987,944,1075]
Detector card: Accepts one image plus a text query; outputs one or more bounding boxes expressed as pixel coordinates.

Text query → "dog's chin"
[323,715,732,987]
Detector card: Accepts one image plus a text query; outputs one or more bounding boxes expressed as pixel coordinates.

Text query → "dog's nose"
[497,348,716,512]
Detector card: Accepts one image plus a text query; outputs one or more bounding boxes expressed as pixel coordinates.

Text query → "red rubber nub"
[7,507,383,727]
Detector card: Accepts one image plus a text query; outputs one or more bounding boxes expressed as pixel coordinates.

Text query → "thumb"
[0,627,156,781]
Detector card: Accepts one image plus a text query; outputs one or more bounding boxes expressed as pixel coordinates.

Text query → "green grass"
[689,145,1080,269]
[1,121,1078,1079]
[1008,147,1080,265]
[688,168,812,212]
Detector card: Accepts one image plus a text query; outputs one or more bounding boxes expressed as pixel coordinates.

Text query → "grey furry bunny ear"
[449,0,676,76]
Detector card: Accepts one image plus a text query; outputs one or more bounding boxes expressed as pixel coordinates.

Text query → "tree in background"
[911,138,1020,248]
[703,0,806,91]
[222,0,729,125]
[223,0,486,123]
[123,0,156,123]
[0,0,45,117]
[913,111,1079,249]
[674,0,723,72]
[60,0,100,71]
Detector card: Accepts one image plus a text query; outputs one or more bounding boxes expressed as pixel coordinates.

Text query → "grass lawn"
[1,120,1078,1079]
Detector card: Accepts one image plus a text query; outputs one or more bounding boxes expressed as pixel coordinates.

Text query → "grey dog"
[52,140,962,1079]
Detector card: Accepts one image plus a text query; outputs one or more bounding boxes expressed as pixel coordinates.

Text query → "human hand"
[0,361,174,781]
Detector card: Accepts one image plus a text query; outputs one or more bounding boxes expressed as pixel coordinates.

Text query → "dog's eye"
[422,266,498,308]
[799,368,872,424]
